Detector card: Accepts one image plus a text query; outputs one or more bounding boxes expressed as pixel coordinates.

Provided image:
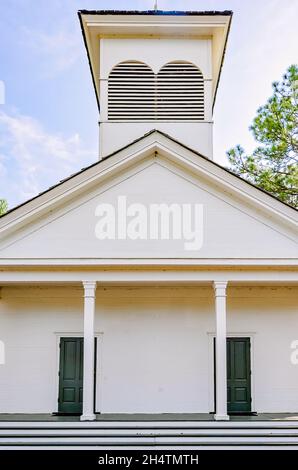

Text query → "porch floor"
[1,413,298,422]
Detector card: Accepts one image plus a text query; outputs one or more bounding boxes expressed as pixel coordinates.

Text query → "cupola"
[78,9,232,159]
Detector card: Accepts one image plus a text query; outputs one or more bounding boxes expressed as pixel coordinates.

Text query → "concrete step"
[1,420,298,428]
[1,435,298,444]
[1,428,298,436]
[0,421,297,449]
[2,445,298,450]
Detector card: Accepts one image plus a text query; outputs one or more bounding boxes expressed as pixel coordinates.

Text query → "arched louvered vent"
[108,61,204,121]
[108,61,155,121]
[157,62,204,121]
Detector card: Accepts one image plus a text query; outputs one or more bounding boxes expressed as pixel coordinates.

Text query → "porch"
[1,412,298,422]
[0,269,297,422]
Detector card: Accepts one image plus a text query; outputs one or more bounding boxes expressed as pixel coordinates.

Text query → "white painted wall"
[227,287,298,413]
[0,286,297,414]
[99,38,213,158]
[99,122,213,161]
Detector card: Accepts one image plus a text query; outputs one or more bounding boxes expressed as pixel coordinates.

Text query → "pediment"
[0,131,297,264]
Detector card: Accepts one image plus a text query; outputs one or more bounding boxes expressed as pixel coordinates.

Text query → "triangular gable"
[0,131,297,264]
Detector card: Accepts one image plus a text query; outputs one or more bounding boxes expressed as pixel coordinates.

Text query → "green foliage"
[0,199,8,216]
[227,65,298,208]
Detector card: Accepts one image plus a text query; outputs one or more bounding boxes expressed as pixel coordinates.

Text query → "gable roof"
[0,129,297,269]
[0,129,296,226]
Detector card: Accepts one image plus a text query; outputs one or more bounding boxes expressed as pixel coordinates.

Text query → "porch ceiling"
[0,265,297,286]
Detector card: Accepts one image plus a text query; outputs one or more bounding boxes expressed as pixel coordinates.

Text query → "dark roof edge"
[0,130,296,222]
[78,10,233,16]
[0,130,161,220]
[213,12,233,110]
[78,11,100,111]
[154,129,297,212]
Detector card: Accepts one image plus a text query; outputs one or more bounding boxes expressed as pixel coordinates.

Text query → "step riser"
[1,437,298,444]
[1,445,298,450]
[1,429,298,437]
[2,421,298,429]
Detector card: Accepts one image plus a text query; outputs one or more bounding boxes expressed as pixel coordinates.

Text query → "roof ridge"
[78,10,233,16]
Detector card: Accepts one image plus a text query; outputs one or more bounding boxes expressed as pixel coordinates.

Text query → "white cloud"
[21,27,81,77]
[0,110,96,208]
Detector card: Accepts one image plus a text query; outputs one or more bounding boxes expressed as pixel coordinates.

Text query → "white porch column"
[81,281,97,421]
[213,281,229,421]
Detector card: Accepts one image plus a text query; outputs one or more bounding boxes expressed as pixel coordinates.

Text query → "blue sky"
[0,0,297,208]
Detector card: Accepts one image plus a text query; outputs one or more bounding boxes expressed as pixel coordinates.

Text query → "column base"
[80,413,96,421]
[214,414,230,421]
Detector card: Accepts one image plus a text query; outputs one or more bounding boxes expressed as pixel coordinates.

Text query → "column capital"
[213,281,228,297]
[82,281,97,298]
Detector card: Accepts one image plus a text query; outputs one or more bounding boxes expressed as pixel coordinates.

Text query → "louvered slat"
[157,62,204,121]
[108,62,155,120]
[108,61,204,121]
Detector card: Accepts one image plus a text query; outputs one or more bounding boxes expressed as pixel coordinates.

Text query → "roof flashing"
[78,10,233,16]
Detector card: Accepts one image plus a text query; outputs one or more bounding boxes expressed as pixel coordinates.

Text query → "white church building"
[0,10,297,449]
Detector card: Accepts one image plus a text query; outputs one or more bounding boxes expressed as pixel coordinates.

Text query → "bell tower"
[79,9,232,160]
